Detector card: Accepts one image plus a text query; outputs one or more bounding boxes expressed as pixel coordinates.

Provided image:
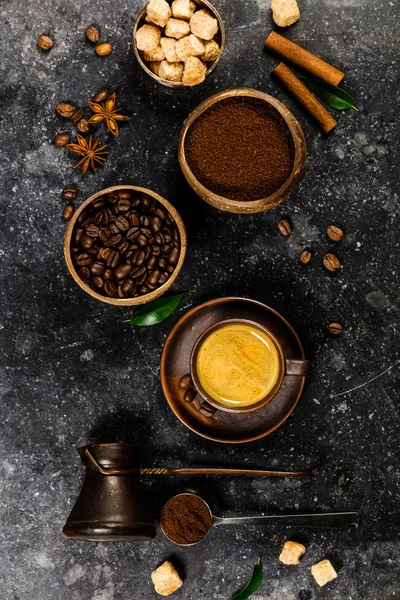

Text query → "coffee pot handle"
[285,359,310,377]
[84,447,139,476]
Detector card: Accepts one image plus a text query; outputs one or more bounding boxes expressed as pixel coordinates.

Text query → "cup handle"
[285,359,310,377]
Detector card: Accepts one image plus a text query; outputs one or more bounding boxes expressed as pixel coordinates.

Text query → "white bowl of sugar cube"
[133,0,225,87]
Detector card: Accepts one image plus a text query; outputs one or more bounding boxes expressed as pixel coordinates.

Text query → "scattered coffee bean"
[37,35,54,50]
[179,374,193,390]
[184,388,197,403]
[323,253,341,272]
[199,402,216,416]
[328,322,343,335]
[93,88,110,102]
[62,204,74,220]
[62,187,78,200]
[56,103,75,118]
[70,190,181,299]
[95,42,113,56]
[277,218,292,236]
[54,133,71,147]
[77,119,91,133]
[71,108,84,123]
[299,249,312,265]
[86,25,100,43]
[327,225,344,242]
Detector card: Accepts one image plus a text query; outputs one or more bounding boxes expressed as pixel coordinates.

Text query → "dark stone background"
[1,0,399,598]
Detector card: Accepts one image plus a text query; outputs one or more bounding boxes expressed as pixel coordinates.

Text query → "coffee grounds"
[161,494,212,545]
[185,96,295,202]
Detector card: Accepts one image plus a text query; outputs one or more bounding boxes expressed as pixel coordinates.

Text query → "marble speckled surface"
[1,0,400,598]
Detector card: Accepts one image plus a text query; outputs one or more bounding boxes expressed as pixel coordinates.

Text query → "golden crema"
[196,323,282,407]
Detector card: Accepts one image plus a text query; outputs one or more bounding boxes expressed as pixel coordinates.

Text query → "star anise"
[66,134,108,175]
[87,91,130,137]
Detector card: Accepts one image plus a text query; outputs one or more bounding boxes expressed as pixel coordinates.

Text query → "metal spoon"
[161,493,361,547]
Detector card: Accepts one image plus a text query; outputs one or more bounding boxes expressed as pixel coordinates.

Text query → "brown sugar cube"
[151,561,183,596]
[182,55,206,86]
[171,0,196,20]
[146,0,172,27]
[136,24,161,51]
[200,39,219,62]
[159,60,184,82]
[147,60,162,76]
[165,17,190,39]
[160,37,180,62]
[271,0,300,27]
[190,9,219,40]
[143,43,166,61]
[311,560,338,587]
[175,34,204,60]
[279,541,307,565]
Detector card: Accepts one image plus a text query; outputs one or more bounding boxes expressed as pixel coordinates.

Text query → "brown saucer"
[160,297,307,443]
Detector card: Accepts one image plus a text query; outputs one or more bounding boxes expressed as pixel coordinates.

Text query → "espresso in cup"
[194,321,283,409]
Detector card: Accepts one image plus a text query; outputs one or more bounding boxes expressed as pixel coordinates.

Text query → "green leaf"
[124,290,195,327]
[231,559,263,600]
[298,76,358,111]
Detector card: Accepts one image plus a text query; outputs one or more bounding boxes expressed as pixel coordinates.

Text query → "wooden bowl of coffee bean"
[179,88,306,213]
[64,186,187,306]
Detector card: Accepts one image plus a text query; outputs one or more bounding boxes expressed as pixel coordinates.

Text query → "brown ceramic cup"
[132,0,226,88]
[190,319,309,414]
[64,185,187,306]
[178,88,306,214]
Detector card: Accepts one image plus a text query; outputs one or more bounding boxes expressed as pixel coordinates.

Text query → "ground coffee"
[185,96,295,202]
[161,494,212,545]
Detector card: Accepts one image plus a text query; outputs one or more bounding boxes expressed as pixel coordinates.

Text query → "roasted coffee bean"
[95,42,113,56]
[131,266,146,279]
[147,270,161,286]
[167,265,175,274]
[141,227,152,238]
[133,249,146,266]
[62,187,78,200]
[328,322,343,335]
[78,266,90,281]
[92,197,107,209]
[104,269,114,280]
[71,108,84,123]
[78,119,91,133]
[168,247,179,265]
[131,196,142,207]
[76,253,92,266]
[154,205,167,220]
[109,223,120,235]
[327,225,344,242]
[150,245,161,256]
[140,215,151,227]
[161,244,171,254]
[115,216,129,231]
[118,241,129,254]
[104,281,117,297]
[129,213,140,227]
[80,235,93,249]
[55,133,71,147]
[62,204,74,220]
[87,246,98,255]
[118,190,132,200]
[172,227,179,242]
[159,273,168,285]
[277,218,292,236]
[86,224,99,238]
[137,234,149,247]
[117,285,125,298]
[323,253,341,272]
[108,233,123,247]
[179,374,193,390]
[138,285,150,294]
[92,276,104,289]
[90,262,105,276]
[299,249,312,265]
[146,256,158,270]
[86,25,100,43]
[106,250,120,268]
[92,212,103,225]
[184,388,197,403]
[142,195,152,210]
[117,198,131,212]
[121,279,135,294]
[73,228,83,244]
[37,35,54,50]
[100,247,111,260]
[163,233,172,243]
[150,216,163,232]
[158,258,167,270]
[115,264,132,280]
[93,88,109,103]
[153,232,164,245]
[199,402,216,416]
[126,227,140,241]
[56,103,75,118]
[137,272,147,285]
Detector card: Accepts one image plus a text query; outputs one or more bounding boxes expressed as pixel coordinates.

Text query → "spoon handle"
[140,468,312,477]
[214,512,360,529]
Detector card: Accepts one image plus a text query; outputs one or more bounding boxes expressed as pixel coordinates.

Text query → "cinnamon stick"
[272,62,337,134]
[265,31,344,86]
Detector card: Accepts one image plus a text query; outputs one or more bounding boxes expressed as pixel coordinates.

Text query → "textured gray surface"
[1,0,400,598]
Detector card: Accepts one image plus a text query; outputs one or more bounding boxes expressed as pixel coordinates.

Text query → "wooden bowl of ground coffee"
[179,88,306,213]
